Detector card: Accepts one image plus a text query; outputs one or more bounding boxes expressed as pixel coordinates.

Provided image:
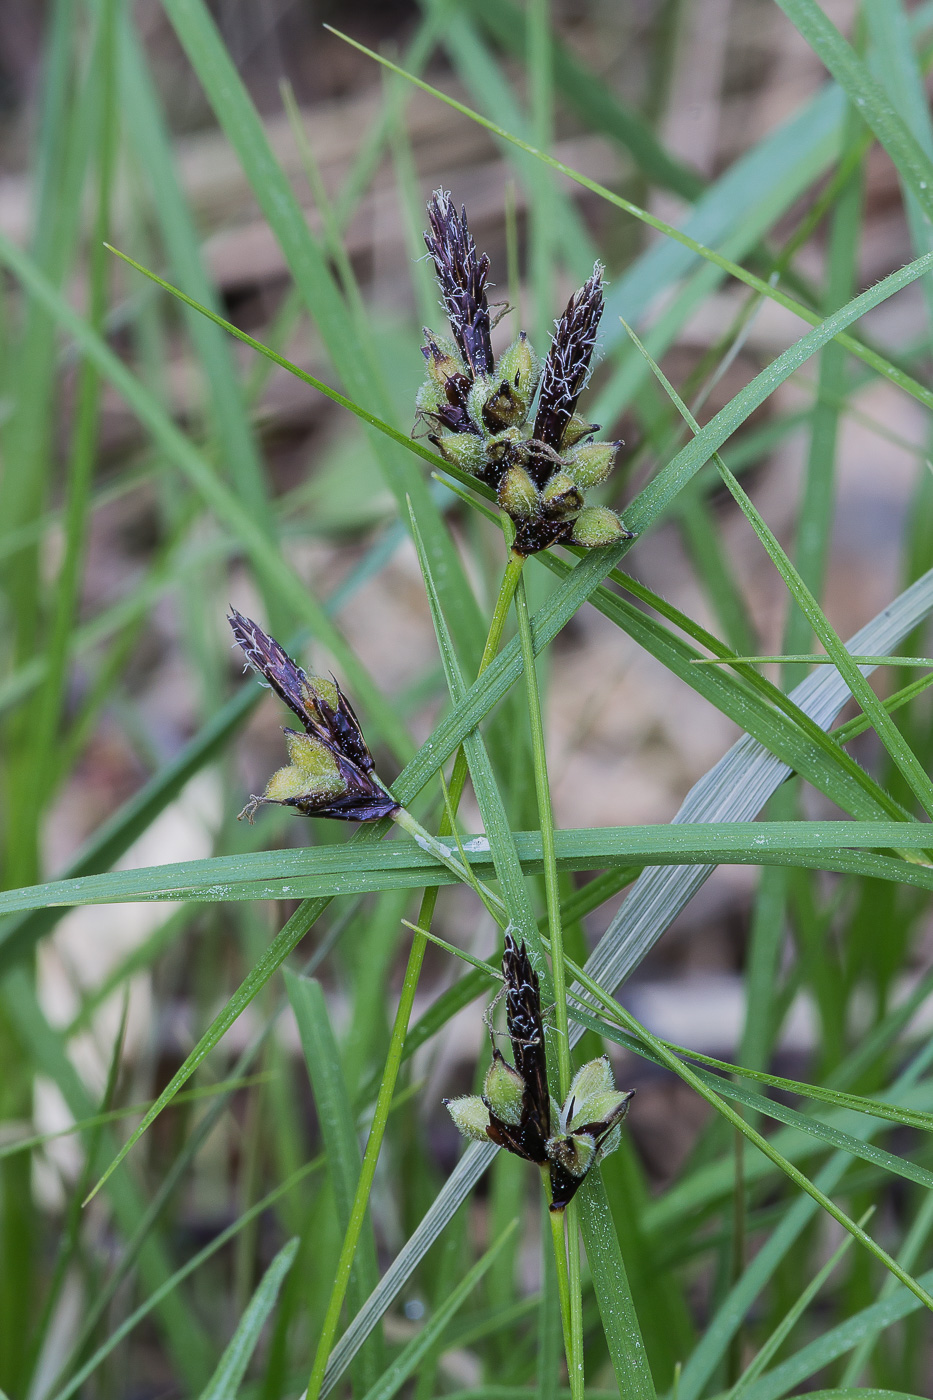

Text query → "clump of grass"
[418,190,633,555]
[4,1,933,1398]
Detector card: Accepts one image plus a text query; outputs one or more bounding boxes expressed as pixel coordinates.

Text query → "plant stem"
[305,553,524,1400]
[729,1121,746,1385]
[513,563,571,1093]
[391,805,506,924]
[565,1198,585,1400]
[514,558,581,1399]
[544,1170,577,1396]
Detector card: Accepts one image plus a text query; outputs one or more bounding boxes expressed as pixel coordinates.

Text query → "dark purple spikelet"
[417,198,630,553]
[279,786,400,824]
[445,930,634,1202]
[533,264,605,452]
[485,933,551,1164]
[228,610,398,823]
[229,608,318,729]
[228,608,371,770]
[511,515,575,557]
[424,190,494,379]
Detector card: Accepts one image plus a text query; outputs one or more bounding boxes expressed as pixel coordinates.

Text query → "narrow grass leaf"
[358,1220,518,1400]
[692,655,933,667]
[578,1175,656,1400]
[49,1163,322,1400]
[774,0,933,226]
[197,1238,299,1400]
[284,973,383,1391]
[789,1392,929,1399]
[8,821,933,915]
[782,100,863,687]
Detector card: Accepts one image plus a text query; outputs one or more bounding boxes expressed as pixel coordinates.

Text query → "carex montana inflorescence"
[229,610,399,824]
[445,934,634,1210]
[416,191,633,556]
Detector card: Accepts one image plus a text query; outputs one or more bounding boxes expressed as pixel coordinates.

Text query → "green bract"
[484,1049,526,1126]
[260,731,346,808]
[444,1095,493,1142]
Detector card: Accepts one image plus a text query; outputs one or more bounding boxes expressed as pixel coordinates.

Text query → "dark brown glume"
[424,191,494,379]
[533,267,604,452]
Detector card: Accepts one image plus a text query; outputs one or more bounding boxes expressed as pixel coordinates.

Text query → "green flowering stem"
[485,547,527,668]
[565,1198,585,1400]
[386,542,525,915]
[397,545,525,875]
[544,1168,581,1400]
[515,561,582,1398]
[513,564,571,1095]
[544,1158,585,1400]
[305,557,524,1400]
[391,805,506,924]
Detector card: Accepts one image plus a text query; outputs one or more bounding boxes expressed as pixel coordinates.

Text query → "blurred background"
[3,0,933,1391]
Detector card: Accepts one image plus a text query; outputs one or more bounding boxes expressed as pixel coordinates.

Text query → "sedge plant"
[10,4,933,1398]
